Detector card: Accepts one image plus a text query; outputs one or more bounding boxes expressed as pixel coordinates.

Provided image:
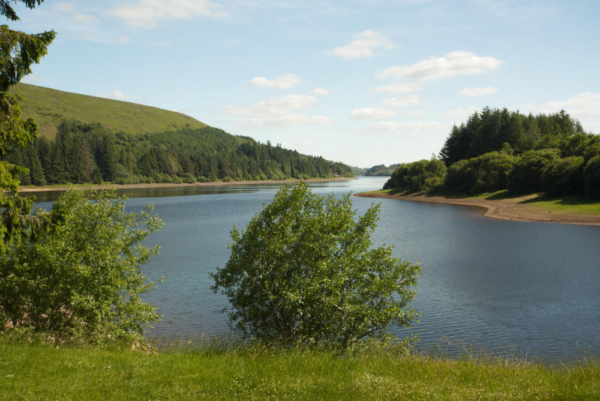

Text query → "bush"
[383,159,446,192]
[0,189,164,344]
[542,156,585,196]
[507,149,560,194]
[584,155,600,199]
[444,160,469,192]
[469,152,515,194]
[211,183,420,349]
[444,152,514,194]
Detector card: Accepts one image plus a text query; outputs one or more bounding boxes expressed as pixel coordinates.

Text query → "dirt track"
[354,191,600,227]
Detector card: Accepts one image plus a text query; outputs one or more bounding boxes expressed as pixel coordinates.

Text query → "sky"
[9,0,600,168]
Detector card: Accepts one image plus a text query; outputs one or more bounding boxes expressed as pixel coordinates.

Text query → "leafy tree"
[508,149,560,194]
[584,155,600,199]
[0,0,55,252]
[0,189,164,344]
[211,183,420,348]
[383,158,446,192]
[542,156,585,196]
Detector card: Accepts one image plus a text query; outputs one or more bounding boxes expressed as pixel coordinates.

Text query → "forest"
[384,108,600,198]
[4,120,355,186]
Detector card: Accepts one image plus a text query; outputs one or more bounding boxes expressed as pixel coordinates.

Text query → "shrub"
[584,155,600,199]
[0,189,164,344]
[444,152,514,194]
[383,159,446,192]
[469,152,515,194]
[542,156,585,196]
[211,183,420,349]
[444,160,469,192]
[508,149,560,194]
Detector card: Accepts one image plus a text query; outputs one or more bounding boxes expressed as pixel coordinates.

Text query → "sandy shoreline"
[354,191,600,227]
[18,177,356,193]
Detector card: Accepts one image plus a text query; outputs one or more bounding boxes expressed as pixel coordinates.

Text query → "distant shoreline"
[354,190,600,227]
[19,177,357,193]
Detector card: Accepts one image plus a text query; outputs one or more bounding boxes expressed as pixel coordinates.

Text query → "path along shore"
[354,191,600,227]
[18,177,356,193]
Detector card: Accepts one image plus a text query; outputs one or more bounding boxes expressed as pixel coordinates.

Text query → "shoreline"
[19,177,356,193]
[354,191,600,227]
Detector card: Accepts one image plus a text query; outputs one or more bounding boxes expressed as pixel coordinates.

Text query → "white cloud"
[378,51,502,81]
[525,92,600,133]
[460,86,499,96]
[227,94,316,116]
[310,88,330,95]
[367,121,449,134]
[410,110,426,117]
[372,82,421,94]
[227,94,329,127]
[440,107,480,120]
[351,96,420,120]
[379,95,421,108]
[109,0,226,28]
[239,115,330,127]
[96,89,131,100]
[329,30,394,60]
[119,35,131,43]
[351,107,397,120]
[250,74,304,90]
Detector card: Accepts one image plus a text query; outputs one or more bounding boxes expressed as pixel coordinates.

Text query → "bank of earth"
[355,190,600,226]
[18,177,356,193]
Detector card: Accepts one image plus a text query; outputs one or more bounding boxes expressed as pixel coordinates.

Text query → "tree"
[0,189,164,344]
[211,183,421,348]
[584,155,600,199]
[0,0,55,252]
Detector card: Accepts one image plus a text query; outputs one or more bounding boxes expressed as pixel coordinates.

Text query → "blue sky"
[10,0,600,167]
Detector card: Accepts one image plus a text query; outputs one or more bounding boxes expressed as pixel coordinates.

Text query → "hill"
[9,83,207,138]
[4,87,355,186]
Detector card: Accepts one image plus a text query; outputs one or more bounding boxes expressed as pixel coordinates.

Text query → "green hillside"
[9,83,207,138]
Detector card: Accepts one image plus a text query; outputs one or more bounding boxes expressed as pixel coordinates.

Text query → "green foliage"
[541,156,585,196]
[442,152,515,195]
[0,189,164,344]
[584,155,600,199]
[365,163,399,176]
[0,0,54,253]
[508,149,560,194]
[0,26,55,92]
[439,108,586,166]
[10,120,355,185]
[211,182,420,348]
[383,159,446,192]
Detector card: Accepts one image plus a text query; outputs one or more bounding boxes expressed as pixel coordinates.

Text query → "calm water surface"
[31,177,600,357]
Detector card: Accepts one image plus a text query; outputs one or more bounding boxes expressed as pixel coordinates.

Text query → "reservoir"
[31,177,600,358]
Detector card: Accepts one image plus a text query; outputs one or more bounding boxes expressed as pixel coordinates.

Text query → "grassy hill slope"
[9,83,207,138]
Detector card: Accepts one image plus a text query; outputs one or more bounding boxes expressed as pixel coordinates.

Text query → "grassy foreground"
[1,341,599,400]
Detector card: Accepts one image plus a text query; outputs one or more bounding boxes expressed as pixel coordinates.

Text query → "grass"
[520,193,600,215]
[9,83,207,138]
[1,339,599,400]
[362,189,600,216]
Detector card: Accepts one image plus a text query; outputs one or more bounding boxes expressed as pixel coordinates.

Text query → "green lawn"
[1,341,598,400]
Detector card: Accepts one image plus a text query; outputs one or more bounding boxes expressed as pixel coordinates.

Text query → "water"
[30,177,600,358]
